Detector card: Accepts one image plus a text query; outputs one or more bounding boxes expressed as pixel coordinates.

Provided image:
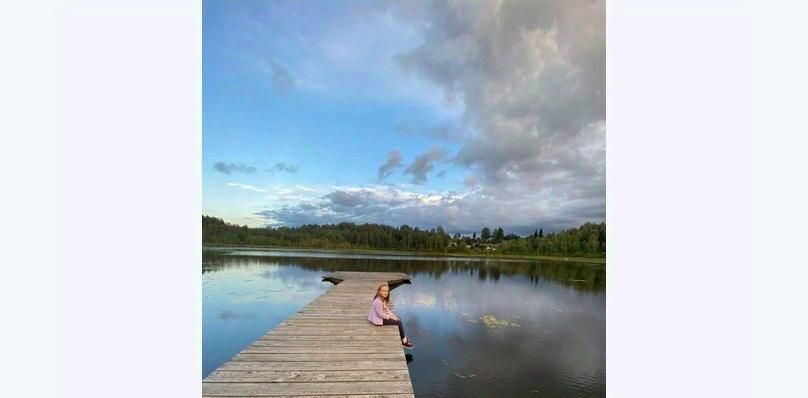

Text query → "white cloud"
[226,182,266,193]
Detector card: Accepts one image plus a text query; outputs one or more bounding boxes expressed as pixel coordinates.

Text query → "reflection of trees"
[202,251,605,293]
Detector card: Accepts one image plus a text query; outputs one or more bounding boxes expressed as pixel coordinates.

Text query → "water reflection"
[203,248,604,292]
[202,248,605,397]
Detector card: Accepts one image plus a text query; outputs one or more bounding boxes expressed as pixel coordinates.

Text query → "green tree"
[493,227,505,243]
[481,227,491,242]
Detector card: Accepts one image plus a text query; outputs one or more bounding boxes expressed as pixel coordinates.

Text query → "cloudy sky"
[203,0,605,235]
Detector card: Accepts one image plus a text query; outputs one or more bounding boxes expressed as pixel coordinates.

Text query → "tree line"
[202,215,605,258]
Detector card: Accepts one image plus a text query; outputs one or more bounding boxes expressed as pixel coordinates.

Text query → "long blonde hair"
[373,282,391,311]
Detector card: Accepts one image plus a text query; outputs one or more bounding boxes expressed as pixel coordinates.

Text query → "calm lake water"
[203,247,605,397]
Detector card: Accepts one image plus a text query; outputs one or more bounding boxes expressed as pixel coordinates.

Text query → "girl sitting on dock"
[368,282,414,349]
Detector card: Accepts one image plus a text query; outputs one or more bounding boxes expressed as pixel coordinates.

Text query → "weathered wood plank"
[288,316,372,319]
[266,328,397,335]
[202,381,414,396]
[267,327,396,333]
[215,361,409,372]
[287,315,370,318]
[232,353,402,362]
[289,317,370,320]
[265,325,397,332]
[312,298,382,301]
[322,286,390,289]
[258,335,395,342]
[304,307,371,311]
[205,369,411,383]
[241,346,402,354]
[293,312,371,316]
[293,312,371,315]
[271,325,392,331]
[300,305,373,309]
[284,317,372,322]
[323,271,409,278]
[272,322,390,328]
[293,315,369,319]
[203,395,415,398]
[309,296,376,300]
[251,340,402,347]
[325,284,391,288]
[278,323,380,328]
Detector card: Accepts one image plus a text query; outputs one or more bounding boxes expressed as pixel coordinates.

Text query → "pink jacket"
[368,297,394,325]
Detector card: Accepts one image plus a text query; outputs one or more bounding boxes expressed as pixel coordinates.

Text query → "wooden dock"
[203,271,415,397]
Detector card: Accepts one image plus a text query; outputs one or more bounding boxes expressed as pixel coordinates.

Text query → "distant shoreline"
[202,243,606,265]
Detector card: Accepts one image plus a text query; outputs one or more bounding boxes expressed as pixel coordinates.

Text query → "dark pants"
[382,318,406,339]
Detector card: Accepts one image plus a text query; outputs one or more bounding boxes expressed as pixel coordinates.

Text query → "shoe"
[403,340,414,349]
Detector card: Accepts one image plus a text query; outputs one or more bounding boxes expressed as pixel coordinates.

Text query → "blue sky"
[203,0,605,235]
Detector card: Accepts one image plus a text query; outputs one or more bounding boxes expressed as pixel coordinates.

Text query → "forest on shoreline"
[202,216,606,259]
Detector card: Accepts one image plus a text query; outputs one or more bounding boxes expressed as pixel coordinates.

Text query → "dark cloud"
[435,170,446,178]
[404,146,448,184]
[324,190,370,208]
[214,162,257,175]
[257,188,404,226]
[267,162,299,174]
[377,150,403,180]
[298,203,318,212]
[254,185,601,235]
[388,0,606,225]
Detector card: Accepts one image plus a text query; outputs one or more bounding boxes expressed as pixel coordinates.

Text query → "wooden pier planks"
[203,271,414,397]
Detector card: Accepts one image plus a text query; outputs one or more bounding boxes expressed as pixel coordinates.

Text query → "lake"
[203,247,605,397]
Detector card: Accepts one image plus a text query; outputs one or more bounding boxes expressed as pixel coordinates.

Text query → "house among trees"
[480,243,497,251]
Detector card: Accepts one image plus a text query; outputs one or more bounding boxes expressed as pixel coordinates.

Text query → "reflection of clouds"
[203,248,605,293]
[257,265,281,279]
[461,312,478,323]
[444,296,458,311]
[414,294,436,308]
[422,277,589,327]
[404,271,604,389]
[203,259,331,306]
[227,288,316,305]
[227,292,270,304]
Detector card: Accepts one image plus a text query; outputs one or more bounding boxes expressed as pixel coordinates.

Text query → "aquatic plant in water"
[480,314,520,328]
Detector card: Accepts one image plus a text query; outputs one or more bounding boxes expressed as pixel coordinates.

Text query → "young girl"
[368,282,414,348]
